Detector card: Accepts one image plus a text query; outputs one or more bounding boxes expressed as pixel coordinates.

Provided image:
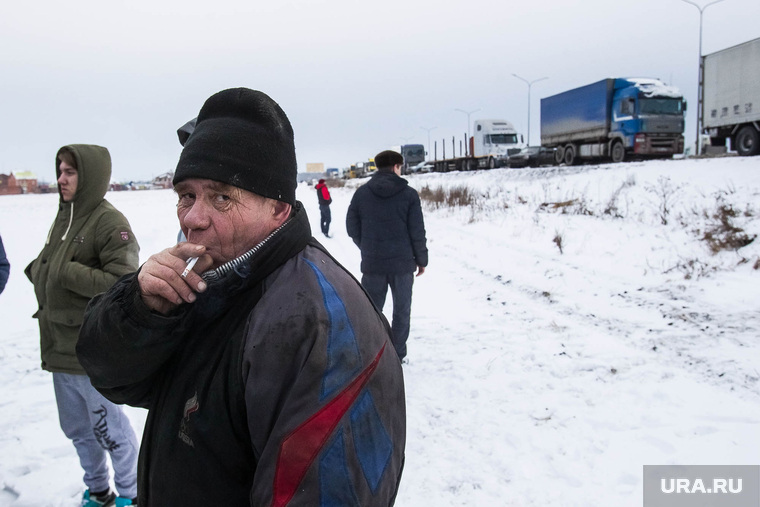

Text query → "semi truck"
[429,119,523,172]
[390,144,426,174]
[540,78,686,165]
[702,37,760,157]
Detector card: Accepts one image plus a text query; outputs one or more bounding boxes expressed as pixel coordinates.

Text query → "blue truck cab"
[541,78,686,165]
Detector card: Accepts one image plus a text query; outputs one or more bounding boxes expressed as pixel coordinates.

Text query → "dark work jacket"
[346,171,428,275]
[77,203,406,507]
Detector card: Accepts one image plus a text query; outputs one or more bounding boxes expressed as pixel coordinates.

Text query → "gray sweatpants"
[53,372,138,498]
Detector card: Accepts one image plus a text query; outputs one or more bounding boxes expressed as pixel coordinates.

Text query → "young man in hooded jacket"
[346,150,428,362]
[25,145,140,506]
[76,88,405,507]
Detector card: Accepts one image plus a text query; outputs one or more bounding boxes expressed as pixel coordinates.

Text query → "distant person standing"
[25,145,140,507]
[346,150,428,361]
[0,235,9,294]
[315,178,332,237]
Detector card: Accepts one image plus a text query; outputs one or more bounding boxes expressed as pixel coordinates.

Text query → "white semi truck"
[429,119,523,172]
[702,37,760,156]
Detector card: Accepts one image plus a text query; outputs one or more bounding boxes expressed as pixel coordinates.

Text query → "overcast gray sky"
[1,0,758,182]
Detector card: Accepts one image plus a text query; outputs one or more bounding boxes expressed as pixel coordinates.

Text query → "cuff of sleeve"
[120,269,186,329]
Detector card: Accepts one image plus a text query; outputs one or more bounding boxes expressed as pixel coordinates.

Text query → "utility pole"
[455,108,480,156]
[420,126,437,161]
[513,74,548,146]
[679,0,725,156]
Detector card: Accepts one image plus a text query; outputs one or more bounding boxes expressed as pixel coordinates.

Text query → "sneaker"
[115,497,138,506]
[82,489,116,507]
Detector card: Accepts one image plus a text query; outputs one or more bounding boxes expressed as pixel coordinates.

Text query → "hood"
[366,171,408,199]
[56,144,111,216]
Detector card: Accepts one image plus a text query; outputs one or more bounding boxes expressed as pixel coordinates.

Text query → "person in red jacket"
[315,178,332,237]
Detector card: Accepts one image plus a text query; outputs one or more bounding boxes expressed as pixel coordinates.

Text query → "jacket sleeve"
[345,194,361,247]
[61,211,140,299]
[0,236,9,295]
[243,256,405,506]
[407,192,428,267]
[77,272,187,408]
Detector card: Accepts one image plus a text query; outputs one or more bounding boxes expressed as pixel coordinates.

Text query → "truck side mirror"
[521,134,524,144]
[683,100,688,112]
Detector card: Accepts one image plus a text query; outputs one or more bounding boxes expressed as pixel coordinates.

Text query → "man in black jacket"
[346,150,428,361]
[77,89,406,506]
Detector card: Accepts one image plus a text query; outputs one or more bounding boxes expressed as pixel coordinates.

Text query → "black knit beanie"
[173,88,297,205]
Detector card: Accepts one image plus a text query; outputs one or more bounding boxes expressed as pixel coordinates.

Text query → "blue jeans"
[319,204,331,235]
[53,372,139,498]
[361,272,414,360]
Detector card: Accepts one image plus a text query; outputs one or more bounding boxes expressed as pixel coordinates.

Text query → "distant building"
[14,171,38,194]
[0,173,22,196]
[306,163,324,173]
[152,172,174,189]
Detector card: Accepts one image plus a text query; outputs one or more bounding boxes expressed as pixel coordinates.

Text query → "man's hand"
[137,243,213,314]
[416,265,426,277]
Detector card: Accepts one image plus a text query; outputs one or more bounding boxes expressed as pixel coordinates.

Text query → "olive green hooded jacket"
[25,144,139,374]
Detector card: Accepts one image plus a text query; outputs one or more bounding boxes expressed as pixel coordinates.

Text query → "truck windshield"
[639,98,683,115]
[403,147,425,159]
[487,134,518,144]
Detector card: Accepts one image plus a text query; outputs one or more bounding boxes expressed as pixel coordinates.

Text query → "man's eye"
[215,194,231,203]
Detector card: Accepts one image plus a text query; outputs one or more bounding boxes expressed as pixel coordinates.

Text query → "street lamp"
[679,0,725,156]
[420,126,437,160]
[454,108,480,156]
[513,74,548,146]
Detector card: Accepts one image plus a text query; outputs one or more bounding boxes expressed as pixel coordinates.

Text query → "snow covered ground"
[0,156,758,506]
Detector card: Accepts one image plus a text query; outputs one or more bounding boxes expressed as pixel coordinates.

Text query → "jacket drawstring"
[61,202,74,241]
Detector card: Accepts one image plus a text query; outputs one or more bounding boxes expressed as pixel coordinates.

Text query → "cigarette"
[181,257,199,278]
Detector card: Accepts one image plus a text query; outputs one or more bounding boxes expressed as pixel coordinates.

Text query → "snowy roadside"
[0,156,758,506]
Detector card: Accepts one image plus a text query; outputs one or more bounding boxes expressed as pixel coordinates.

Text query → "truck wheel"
[736,126,760,156]
[488,157,496,169]
[564,145,576,166]
[611,141,625,163]
[554,147,564,165]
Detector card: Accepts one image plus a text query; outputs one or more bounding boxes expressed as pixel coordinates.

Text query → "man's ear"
[272,201,292,225]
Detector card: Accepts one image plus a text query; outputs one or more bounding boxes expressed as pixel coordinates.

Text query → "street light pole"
[513,74,548,147]
[680,0,725,156]
[420,126,437,160]
[454,108,480,156]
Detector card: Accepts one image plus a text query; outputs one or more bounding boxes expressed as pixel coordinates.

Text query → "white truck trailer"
[429,119,523,172]
[702,37,760,156]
